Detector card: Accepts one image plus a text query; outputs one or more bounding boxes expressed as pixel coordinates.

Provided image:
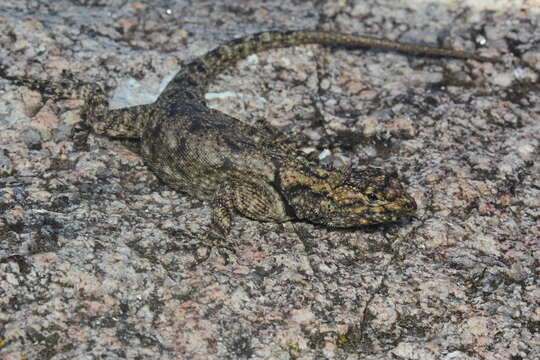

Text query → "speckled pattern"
[0,0,539,359]
[6,29,498,239]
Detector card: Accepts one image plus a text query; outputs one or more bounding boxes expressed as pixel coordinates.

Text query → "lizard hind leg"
[5,73,149,140]
[2,75,111,142]
[62,80,152,141]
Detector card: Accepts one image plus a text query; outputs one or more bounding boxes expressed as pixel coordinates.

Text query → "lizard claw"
[191,244,235,267]
[197,229,237,264]
[175,228,236,267]
[72,122,91,149]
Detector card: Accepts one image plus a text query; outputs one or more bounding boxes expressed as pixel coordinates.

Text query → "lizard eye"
[367,193,378,202]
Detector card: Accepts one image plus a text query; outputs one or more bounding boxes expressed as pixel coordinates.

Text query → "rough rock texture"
[0,0,538,359]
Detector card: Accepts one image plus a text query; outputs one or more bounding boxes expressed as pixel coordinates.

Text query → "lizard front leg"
[208,180,293,241]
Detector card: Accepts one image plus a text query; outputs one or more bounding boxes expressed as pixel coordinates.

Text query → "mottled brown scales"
[3,30,498,243]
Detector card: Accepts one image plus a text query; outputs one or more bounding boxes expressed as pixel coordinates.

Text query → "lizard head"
[279,163,416,227]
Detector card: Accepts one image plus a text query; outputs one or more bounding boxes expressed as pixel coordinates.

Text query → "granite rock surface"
[0,0,538,359]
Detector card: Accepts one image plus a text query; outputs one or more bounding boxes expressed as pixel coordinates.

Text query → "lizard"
[2,30,498,244]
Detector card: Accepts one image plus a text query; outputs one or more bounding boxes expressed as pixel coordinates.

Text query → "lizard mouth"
[364,192,417,224]
[324,192,417,227]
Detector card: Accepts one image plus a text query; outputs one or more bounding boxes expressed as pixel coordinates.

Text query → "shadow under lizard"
[4,30,498,242]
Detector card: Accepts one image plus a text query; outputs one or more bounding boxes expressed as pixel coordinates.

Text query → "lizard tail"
[158,30,498,101]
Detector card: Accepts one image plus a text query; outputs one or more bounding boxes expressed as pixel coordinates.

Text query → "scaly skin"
[2,30,498,240]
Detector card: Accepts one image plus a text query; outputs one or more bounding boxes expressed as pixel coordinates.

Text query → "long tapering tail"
[158,30,498,102]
